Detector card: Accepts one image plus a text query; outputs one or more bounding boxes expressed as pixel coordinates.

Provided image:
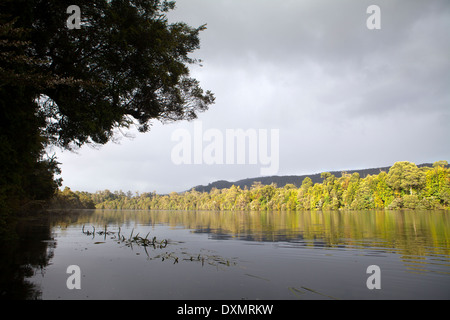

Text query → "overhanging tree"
[0,0,214,215]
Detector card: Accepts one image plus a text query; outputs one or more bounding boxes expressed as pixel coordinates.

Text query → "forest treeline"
[50,161,450,211]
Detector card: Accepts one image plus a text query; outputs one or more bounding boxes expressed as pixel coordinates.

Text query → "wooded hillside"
[50,161,449,211]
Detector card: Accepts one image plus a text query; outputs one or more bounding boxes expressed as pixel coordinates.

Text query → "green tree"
[386,161,426,196]
[0,18,64,218]
[351,177,374,210]
[283,184,298,211]
[297,177,313,210]
[1,0,214,217]
[342,172,360,208]
[309,183,325,210]
[18,0,214,148]
[425,161,450,207]
[372,171,393,208]
[433,160,449,168]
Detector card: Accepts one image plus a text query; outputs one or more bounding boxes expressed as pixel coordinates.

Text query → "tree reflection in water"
[1,209,448,299]
[0,215,56,299]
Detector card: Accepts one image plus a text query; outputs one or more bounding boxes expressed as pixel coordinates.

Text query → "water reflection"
[0,216,57,299]
[86,209,449,275]
[0,209,449,299]
[77,209,449,257]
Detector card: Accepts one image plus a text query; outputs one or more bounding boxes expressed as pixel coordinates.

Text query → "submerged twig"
[81,226,237,269]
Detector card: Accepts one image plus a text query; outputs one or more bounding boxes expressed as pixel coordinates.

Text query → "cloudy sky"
[54,0,450,194]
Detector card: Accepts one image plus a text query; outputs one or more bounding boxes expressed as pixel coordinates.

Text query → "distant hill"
[188,163,435,193]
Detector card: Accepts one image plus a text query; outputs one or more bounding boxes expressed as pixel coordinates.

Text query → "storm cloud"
[55,0,450,193]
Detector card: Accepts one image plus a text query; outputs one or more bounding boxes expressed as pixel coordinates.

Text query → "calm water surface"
[1,209,449,300]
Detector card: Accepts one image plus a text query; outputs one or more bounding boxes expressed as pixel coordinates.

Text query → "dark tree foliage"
[0,0,214,217]
[5,0,214,148]
[0,18,62,219]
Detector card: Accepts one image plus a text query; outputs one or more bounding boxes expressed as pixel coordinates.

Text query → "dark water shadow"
[0,210,92,299]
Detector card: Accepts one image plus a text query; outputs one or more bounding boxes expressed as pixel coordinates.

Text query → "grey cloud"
[182,0,450,116]
[56,0,450,193]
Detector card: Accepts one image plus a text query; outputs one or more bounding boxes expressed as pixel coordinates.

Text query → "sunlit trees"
[283,184,298,211]
[386,161,426,196]
[342,173,360,208]
[221,185,239,210]
[424,161,450,207]
[50,187,95,209]
[351,177,374,210]
[371,171,393,209]
[51,161,449,211]
[297,177,313,210]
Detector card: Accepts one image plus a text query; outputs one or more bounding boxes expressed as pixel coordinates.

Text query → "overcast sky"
[54,0,450,194]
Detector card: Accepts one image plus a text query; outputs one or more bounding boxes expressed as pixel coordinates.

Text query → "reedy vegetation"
[52,161,450,211]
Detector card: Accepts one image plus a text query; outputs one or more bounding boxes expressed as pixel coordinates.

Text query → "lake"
[1,209,449,300]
